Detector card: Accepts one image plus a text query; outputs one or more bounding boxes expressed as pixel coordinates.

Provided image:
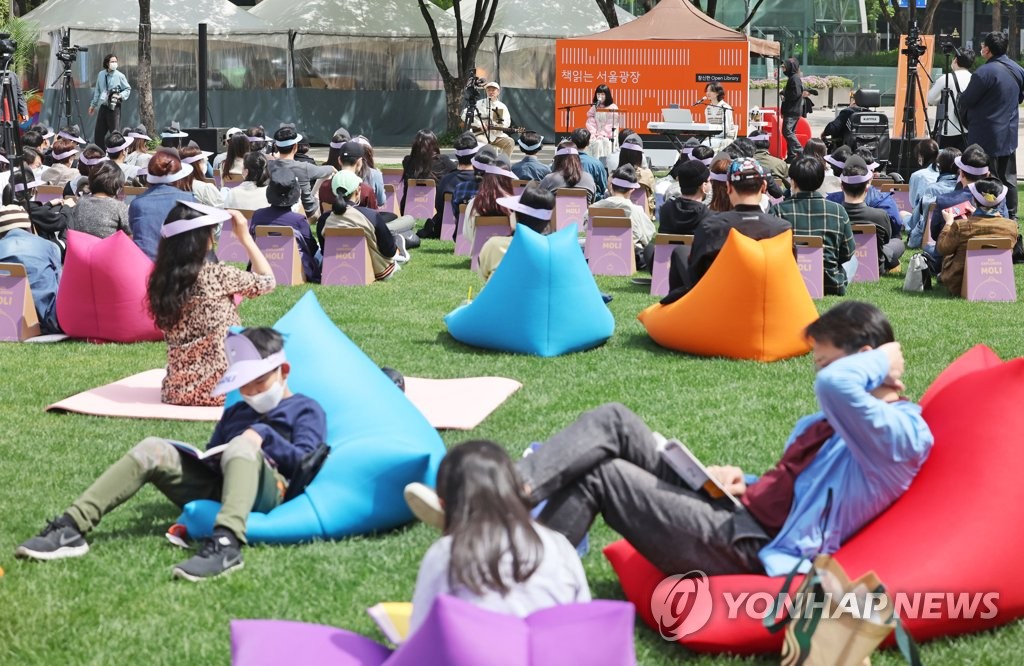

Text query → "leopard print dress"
[161,262,275,406]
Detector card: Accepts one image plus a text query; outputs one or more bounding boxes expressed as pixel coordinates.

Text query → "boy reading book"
[15,327,327,581]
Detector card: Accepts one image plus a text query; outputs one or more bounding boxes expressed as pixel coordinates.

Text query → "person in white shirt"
[222,152,270,212]
[472,82,515,158]
[701,82,737,141]
[405,440,590,635]
[927,48,974,150]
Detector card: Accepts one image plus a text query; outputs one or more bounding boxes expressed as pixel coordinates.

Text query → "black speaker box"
[183,127,229,155]
[885,137,931,180]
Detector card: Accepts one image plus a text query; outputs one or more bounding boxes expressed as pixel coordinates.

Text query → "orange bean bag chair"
[56,230,163,343]
[605,344,1024,654]
[637,228,817,361]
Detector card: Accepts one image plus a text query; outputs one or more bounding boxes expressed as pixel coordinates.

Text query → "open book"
[367,602,412,645]
[168,441,230,464]
[660,438,743,510]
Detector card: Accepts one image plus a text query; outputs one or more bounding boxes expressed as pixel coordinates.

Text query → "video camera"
[901,23,927,64]
[463,69,486,107]
[56,29,87,66]
[0,33,16,64]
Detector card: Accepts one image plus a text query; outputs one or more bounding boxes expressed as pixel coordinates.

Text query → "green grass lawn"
[2,237,1023,665]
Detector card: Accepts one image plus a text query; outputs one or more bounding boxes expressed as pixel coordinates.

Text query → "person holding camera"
[89,54,131,146]
[927,48,973,151]
[957,32,1024,221]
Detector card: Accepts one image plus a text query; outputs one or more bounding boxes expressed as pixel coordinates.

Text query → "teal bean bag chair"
[177,292,446,544]
[444,225,615,357]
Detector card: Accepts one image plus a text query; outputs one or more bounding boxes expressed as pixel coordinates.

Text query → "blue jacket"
[827,186,902,234]
[757,349,933,576]
[907,172,956,248]
[930,183,1009,248]
[250,207,320,282]
[0,228,62,333]
[579,152,608,198]
[511,156,551,182]
[90,69,131,109]
[958,54,1024,156]
[128,185,196,260]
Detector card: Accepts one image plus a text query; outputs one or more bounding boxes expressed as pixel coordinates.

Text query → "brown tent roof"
[567,0,780,57]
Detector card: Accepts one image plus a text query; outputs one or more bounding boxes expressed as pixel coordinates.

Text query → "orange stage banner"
[893,34,936,139]
[554,39,749,135]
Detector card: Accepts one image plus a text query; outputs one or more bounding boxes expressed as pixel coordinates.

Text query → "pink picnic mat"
[46,369,522,430]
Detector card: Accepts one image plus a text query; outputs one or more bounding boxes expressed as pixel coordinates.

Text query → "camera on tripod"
[56,29,87,65]
[463,69,486,107]
[0,33,16,63]
[901,23,927,64]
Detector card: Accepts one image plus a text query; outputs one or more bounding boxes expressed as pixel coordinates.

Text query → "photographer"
[89,54,131,146]
[927,48,973,150]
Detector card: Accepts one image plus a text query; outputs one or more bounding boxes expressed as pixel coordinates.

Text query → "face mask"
[242,377,285,414]
[109,62,118,71]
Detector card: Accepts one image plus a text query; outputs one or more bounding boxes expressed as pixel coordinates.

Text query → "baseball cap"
[727,158,766,183]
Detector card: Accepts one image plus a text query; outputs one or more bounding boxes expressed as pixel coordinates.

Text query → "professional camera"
[55,30,87,65]
[107,85,124,110]
[939,41,956,55]
[462,69,485,107]
[0,33,16,63]
[901,23,927,63]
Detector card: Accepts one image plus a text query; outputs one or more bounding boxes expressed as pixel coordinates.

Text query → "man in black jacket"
[661,159,790,304]
[957,32,1024,219]
[780,57,807,161]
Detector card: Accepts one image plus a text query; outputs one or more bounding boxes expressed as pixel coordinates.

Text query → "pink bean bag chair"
[56,230,162,343]
[605,345,1024,654]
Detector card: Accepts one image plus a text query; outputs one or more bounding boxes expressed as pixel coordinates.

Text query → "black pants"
[989,153,1018,220]
[93,104,119,146]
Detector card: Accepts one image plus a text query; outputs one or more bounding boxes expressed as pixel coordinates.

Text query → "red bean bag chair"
[56,230,163,343]
[637,229,817,362]
[606,344,1024,654]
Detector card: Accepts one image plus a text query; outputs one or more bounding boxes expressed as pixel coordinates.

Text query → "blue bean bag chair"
[177,291,446,544]
[444,225,615,357]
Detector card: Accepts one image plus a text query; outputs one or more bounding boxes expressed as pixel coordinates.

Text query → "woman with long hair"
[585,84,619,159]
[353,135,385,205]
[223,151,270,211]
[709,157,732,212]
[128,149,196,259]
[220,133,249,183]
[539,140,596,203]
[407,440,590,634]
[147,201,274,405]
[401,129,455,212]
[179,144,224,207]
[464,153,516,245]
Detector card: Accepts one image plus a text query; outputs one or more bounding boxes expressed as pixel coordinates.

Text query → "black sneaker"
[172,529,243,582]
[15,514,89,561]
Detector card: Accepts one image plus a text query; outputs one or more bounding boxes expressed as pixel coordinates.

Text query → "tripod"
[0,54,31,210]
[50,60,83,132]
[892,0,932,179]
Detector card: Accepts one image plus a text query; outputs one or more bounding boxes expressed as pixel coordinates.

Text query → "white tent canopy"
[23,0,275,41]
[449,0,635,88]
[450,0,635,41]
[249,0,456,91]
[23,0,285,91]
[250,0,456,37]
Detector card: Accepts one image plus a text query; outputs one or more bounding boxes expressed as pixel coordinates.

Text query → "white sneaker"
[403,482,445,530]
[393,234,411,264]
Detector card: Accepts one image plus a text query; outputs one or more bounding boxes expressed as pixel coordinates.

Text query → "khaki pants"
[67,435,284,544]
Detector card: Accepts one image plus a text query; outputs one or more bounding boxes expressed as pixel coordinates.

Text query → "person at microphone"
[585,84,618,159]
[472,82,515,159]
[698,83,736,141]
